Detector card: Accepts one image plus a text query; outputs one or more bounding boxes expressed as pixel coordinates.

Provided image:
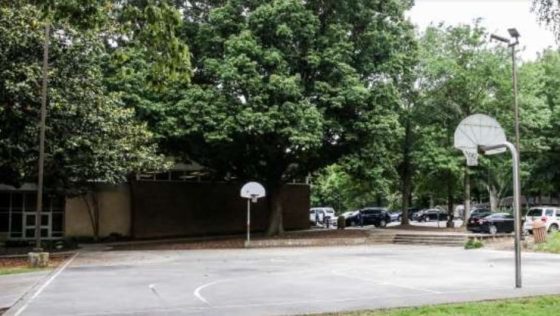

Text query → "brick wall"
[130,181,309,239]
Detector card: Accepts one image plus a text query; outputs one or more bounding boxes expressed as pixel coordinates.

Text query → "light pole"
[490,28,522,288]
[35,23,50,252]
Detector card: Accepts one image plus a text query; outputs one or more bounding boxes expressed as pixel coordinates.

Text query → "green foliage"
[311,164,394,212]
[535,232,560,254]
[412,22,512,205]
[164,0,416,233]
[464,239,483,249]
[519,50,560,195]
[169,0,415,186]
[334,295,560,315]
[0,4,166,194]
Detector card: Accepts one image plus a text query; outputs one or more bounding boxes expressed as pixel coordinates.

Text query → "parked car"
[467,212,514,234]
[310,207,336,226]
[467,209,492,223]
[389,211,402,222]
[416,209,449,222]
[523,206,560,234]
[341,211,358,219]
[470,208,491,217]
[407,208,422,220]
[345,207,391,228]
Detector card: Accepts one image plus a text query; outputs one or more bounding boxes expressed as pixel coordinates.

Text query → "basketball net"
[463,149,478,166]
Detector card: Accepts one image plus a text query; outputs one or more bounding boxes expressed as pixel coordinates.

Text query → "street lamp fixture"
[508,28,520,39]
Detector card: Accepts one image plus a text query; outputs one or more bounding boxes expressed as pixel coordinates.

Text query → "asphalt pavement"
[7,245,560,315]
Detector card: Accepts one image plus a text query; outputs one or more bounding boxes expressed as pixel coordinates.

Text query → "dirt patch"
[0,253,72,269]
[0,246,73,257]
[112,229,371,251]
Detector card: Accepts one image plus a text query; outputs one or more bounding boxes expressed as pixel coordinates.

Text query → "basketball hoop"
[454,113,523,289]
[240,182,266,248]
[454,114,507,167]
[463,149,479,167]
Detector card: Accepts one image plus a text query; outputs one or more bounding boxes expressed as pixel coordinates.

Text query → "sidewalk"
[0,271,49,311]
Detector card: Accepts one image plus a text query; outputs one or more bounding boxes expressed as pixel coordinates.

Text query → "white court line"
[12,253,79,316]
[193,280,226,305]
[191,265,334,305]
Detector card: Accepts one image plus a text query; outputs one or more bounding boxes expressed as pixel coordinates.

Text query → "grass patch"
[323,295,560,316]
[535,232,560,254]
[0,266,47,276]
[464,239,483,249]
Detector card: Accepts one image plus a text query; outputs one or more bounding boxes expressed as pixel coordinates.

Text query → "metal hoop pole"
[480,141,521,288]
[246,199,251,246]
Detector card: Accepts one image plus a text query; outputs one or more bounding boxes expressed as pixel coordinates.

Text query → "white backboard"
[454,114,507,165]
[454,114,507,153]
[240,182,266,199]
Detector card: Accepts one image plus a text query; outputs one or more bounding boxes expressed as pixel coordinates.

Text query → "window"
[527,209,542,217]
[0,214,8,232]
[0,192,8,233]
[0,191,64,239]
[545,209,554,217]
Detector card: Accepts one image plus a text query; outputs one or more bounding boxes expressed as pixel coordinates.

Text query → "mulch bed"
[0,253,72,269]
[112,229,370,251]
[0,246,72,257]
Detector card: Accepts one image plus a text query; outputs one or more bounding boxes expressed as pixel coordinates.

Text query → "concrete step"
[367,236,395,244]
[394,241,464,247]
[392,234,466,247]
[394,238,464,242]
[393,237,465,242]
[394,236,466,241]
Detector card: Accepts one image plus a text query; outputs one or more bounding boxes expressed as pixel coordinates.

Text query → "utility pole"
[35,23,50,251]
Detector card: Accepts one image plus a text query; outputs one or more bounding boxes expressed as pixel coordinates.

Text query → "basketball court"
[6,245,560,316]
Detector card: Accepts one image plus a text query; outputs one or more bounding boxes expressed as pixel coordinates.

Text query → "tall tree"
[0,3,167,239]
[414,22,511,226]
[157,0,417,235]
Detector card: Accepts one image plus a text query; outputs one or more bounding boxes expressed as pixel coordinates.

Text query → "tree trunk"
[487,184,499,212]
[447,172,454,228]
[266,186,284,236]
[429,194,434,208]
[82,191,100,241]
[463,168,470,226]
[400,118,412,226]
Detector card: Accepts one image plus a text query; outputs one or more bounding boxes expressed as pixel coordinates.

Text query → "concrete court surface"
[0,271,48,310]
[8,245,560,316]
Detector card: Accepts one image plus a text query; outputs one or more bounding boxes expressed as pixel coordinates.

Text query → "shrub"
[465,239,484,249]
[535,232,560,253]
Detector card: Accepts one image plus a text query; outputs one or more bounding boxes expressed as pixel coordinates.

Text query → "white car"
[310,207,336,225]
[523,206,560,234]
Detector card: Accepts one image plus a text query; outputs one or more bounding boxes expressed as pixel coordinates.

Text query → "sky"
[407,0,557,60]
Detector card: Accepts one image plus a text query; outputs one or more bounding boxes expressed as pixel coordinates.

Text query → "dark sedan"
[467,213,514,234]
[416,209,449,222]
[346,208,391,228]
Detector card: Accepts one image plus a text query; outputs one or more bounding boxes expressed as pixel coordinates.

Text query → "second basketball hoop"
[453,114,507,166]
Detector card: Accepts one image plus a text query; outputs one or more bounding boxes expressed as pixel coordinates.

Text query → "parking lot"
[8,245,560,316]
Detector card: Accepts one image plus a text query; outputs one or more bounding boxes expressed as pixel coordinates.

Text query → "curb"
[246,237,370,248]
[3,253,78,316]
